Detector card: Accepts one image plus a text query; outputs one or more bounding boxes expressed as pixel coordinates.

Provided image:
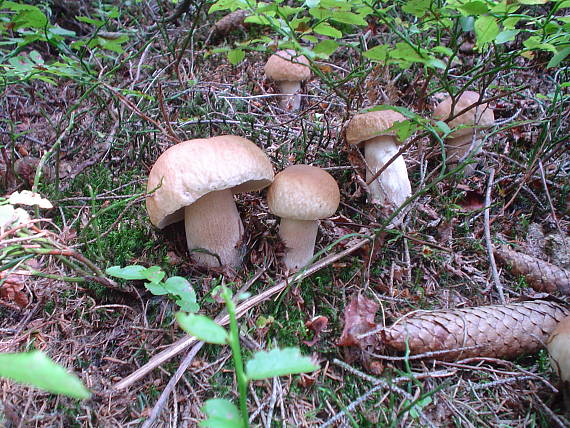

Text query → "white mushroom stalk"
[276,80,303,111]
[184,189,244,268]
[363,135,411,208]
[278,218,319,271]
[264,50,311,112]
[345,110,412,214]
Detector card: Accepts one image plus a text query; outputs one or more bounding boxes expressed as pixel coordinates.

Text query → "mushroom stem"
[446,133,481,175]
[184,189,244,268]
[278,218,319,271]
[277,81,302,111]
[364,135,412,208]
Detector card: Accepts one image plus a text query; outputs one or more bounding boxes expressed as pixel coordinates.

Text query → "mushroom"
[264,49,311,111]
[266,165,340,271]
[345,110,412,211]
[432,91,495,175]
[146,135,274,269]
[547,315,570,409]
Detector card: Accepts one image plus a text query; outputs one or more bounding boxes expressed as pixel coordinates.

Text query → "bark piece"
[494,245,570,295]
[379,299,570,360]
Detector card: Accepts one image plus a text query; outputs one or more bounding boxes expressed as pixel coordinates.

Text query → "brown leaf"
[379,299,570,360]
[338,294,379,348]
[457,190,485,211]
[303,316,328,347]
[494,245,570,295]
[0,272,29,308]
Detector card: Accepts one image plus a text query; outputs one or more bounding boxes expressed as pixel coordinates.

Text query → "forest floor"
[1,1,569,427]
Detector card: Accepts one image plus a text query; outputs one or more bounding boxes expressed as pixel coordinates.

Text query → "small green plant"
[176,286,318,427]
[105,265,199,313]
[0,351,91,399]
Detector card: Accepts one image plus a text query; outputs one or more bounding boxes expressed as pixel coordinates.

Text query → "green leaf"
[165,277,199,313]
[176,313,228,344]
[328,11,367,26]
[75,16,105,27]
[313,39,338,57]
[402,0,431,17]
[458,1,489,16]
[474,15,499,48]
[0,351,90,399]
[363,44,389,62]
[245,348,318,380]
[313,22,342,38]
[199,398,244,428]
[144,281,169,296]
[227,49,245,65]
[495,29,519,44]
[434,120,452,136]
[142,266,165,284]
[547,46,570,68]
[105,265,148,280]
[516,0,547,4]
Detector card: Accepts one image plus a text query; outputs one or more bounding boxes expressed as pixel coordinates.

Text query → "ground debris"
[494,245,570,295]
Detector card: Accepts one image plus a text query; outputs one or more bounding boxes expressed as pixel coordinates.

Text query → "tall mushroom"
[345,110,412,211]
[146,135,274,269]
[433,91,495,175]
[547,315,570,409]
[267,165,340,271]
[264,49,311,111]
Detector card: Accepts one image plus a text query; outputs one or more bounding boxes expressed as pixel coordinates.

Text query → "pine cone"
[380,299,570,360]
[494,245,570,295]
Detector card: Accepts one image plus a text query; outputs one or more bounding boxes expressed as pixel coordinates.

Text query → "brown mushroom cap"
[345,110,407,146]
[146,135,274,228]
[264,50,311,82]
[267,165,340,221]
[433,91,495,137]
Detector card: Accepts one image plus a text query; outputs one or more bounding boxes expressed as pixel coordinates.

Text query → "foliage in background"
[106,265,200,312]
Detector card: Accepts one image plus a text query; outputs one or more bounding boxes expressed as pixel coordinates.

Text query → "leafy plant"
[176,286,318,427]
[0,351,91,399]
[106,265,199,313]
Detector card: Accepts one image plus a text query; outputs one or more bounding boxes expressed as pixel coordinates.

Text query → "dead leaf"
[457,190,485,211]
[303,316,328,347]
[338,294,379,348]
[0,272,29,308]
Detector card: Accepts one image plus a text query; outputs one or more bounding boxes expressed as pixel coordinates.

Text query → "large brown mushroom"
[433,91,495,175]
[267,165,340,271]
[345,110,412,212]
[146,135,274,269]
[264,50,311,111]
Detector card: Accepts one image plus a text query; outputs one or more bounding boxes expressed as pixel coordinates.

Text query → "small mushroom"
[547,315,570,409]
[264,50,311,111]
[146,135,274,269]
[267,165,340,271]
[433,91,495,175]
[345,110,412,211]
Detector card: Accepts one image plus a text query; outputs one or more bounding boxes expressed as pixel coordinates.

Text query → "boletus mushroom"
[146,135,274,269]
[547,315,570,409]
[432,91,495,175]
[267,165,340,271]
[345,109,412,211]
[264,49,311,111]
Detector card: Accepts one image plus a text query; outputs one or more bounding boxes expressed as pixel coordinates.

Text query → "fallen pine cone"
[494,245,570,295]
[206,10,250,44]
[379,299,570,361]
